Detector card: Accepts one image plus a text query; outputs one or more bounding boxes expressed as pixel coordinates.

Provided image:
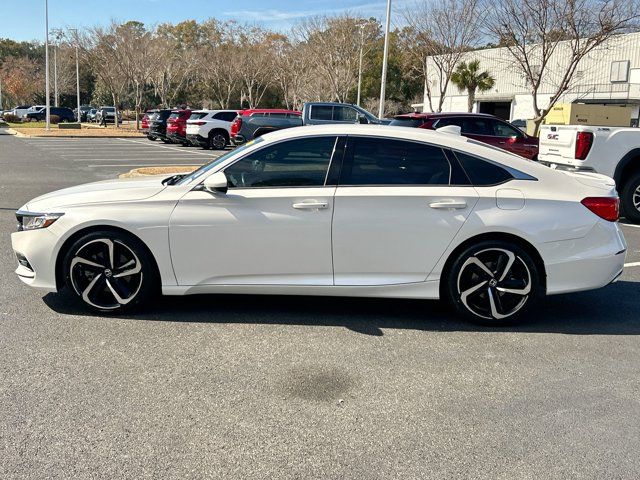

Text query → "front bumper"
[11,227,61,292]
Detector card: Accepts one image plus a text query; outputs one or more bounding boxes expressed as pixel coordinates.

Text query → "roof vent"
[435,125,462,136]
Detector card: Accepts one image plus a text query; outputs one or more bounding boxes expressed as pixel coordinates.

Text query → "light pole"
[52,29,64,107]
[69,29,81,123]
[356,24,366,107]
[378,0,392,119]
[45,0,50,130]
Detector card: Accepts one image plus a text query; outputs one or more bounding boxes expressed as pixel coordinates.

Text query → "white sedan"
[11,124,627,325]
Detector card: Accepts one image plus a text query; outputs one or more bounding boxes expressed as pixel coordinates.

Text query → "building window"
[610,60,630,83]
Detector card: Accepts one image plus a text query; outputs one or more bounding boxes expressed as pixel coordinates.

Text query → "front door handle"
[429,200,468,210]
[293,201,329,210]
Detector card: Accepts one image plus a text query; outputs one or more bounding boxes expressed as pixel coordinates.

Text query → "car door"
[169,135,342,286]
[332,136,479,286]
[488,119,538,158]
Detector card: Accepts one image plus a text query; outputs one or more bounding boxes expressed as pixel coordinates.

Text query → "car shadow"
[42,280,640,336]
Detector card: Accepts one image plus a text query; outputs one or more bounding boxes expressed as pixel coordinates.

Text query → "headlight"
[16,211,64,231]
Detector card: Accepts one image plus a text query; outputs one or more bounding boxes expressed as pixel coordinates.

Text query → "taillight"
[575,131,593,160]
[581,197,619,222]
[231,118,242,136]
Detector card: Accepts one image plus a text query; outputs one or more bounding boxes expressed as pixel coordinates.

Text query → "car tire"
[621,172,640,224]
[62,230,158,314]
[208,131,228,150]
[147,135,156,141]
[444,240,542,326]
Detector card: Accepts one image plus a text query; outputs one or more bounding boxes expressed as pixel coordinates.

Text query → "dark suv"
[390,112,539,160]
[148,109,173,142]
[26,107,75,123]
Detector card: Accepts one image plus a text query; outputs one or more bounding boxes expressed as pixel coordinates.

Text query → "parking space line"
[620,223,640,228]
[117,138,214,156]
[89,164,199,167]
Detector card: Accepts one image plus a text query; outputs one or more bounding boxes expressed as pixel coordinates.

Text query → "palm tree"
[451,60,495,113]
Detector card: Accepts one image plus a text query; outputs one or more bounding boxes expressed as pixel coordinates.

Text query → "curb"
[119,166,198,179]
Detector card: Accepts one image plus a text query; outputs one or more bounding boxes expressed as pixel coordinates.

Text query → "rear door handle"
[429,200,468,210]
[293,201,329,210]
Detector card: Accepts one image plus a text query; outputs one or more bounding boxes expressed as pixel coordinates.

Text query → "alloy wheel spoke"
[71,256,105,270]
[487,288,510,320]
[497,250,516,282]
[81,273,103,304]
[105,278,134,305]
[114,258,141,278]
[461,280,489,305]
[496,284,531,296]
[462,257,494,279]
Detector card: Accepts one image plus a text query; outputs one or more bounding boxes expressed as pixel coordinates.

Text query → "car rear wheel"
[621,172,640,224]
[63,231,158,313]
[444,241,541,326]
[209,131,227,150]
[147,135,156,141]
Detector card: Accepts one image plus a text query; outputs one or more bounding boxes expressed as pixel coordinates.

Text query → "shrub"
[3,113,21,123]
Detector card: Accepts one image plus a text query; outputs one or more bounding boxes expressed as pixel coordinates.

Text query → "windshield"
[103,107,115,112]
[177,138,264,185]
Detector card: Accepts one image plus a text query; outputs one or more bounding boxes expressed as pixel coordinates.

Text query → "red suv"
[166,109,192,145]
[391,113,539,160]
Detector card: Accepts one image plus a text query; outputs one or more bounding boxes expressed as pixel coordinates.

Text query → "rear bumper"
[231,135,246,146]
[167,132,187,144]
[542,220,627,295]
[186,134,207,146]
[538,160,596,173]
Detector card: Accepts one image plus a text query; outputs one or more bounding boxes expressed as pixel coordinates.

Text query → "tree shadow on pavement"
[43,280,640,336]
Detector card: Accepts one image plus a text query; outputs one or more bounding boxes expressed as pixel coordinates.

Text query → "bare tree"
[486,0,640,133]
[112,22,165,128]
[401,0,483,112]
[295,15,378,103]
[81,25,129,127]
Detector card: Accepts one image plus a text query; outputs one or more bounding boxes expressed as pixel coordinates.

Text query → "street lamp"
[51,28,64,107]
[356,23,367,107]
[379,0,392,119]
[44,0,50,130]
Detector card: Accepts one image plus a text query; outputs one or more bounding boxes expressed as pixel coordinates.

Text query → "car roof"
[259,123,548,175]
[240,109,301,115]
[394,112,499,120]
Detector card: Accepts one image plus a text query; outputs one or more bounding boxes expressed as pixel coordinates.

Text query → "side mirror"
[357,114,369,124]
[203,171,228,194]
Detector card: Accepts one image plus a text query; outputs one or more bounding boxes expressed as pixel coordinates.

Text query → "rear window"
[189,112,208,120]
[103,107,115,112]
[455,151,513,186]
[390,118,425,128]
[168,113,180,120]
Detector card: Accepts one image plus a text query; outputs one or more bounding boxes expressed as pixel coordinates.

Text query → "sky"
[0,0,405,41]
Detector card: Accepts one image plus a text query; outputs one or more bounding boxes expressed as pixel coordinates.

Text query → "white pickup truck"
[538,124,640,223]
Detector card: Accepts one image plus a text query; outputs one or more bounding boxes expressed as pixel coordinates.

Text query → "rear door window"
[490,120,523,138]
[310,106,333,121]
[340,137,451,186]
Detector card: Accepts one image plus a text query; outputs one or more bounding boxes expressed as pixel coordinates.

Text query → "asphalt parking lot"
[1,132,640,479]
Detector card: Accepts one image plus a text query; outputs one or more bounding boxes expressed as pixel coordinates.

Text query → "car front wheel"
[444,241,541,326]
[63,231,158,313]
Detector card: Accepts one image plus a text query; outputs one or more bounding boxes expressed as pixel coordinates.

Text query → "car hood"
[22,175,169,212]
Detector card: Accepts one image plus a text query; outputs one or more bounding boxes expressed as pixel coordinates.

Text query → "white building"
[417,32,640,124]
